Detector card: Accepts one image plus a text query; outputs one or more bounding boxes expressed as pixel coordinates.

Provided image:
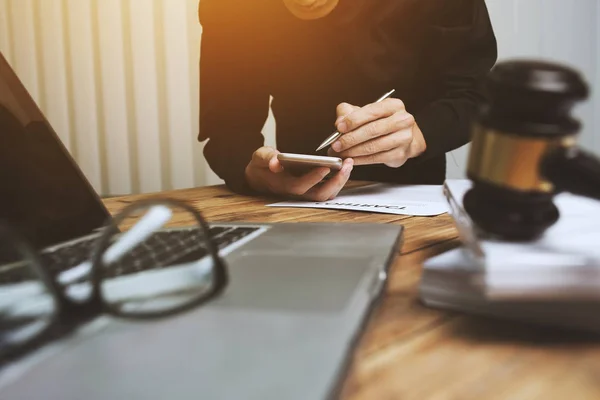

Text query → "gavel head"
[464,60,589,241]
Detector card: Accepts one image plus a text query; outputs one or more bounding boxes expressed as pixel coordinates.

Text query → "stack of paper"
[419,180,600,333]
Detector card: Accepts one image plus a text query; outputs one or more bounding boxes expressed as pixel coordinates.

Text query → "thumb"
[335,102,360,125]
[251,146,279,168]
[268,154,284,173]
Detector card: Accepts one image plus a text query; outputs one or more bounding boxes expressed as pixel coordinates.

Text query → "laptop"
[0,52,403,400]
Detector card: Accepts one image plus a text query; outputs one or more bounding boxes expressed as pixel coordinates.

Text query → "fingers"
[282,167,331,196]
[336,128,413,159]
[303,159,354,202]
[352,147,409,168]
[335,102,360,125]
[336,98,405,135]
[249,155,353,200]
[333,111,414,153]
[251,146,279,168]
[326,147,338,157]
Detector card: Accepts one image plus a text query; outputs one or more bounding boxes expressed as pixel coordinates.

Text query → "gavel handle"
[542,146,600,200]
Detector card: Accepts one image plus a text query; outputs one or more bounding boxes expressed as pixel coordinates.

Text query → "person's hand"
[245,146,354,201]
[327,99,426,167]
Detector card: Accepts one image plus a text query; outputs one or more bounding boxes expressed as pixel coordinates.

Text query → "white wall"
[0,0,598,194]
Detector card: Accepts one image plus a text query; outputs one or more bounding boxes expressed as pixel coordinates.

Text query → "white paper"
[423,247,600,300]
[267,184,449,216]
[445,179,600,265]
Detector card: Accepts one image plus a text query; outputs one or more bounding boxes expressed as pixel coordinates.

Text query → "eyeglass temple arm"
[57,205,173,285]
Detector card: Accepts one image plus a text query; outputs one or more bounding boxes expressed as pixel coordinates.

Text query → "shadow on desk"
[448,315,600,345]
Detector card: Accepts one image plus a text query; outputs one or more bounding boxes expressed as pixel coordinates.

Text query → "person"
[198,0,497,201]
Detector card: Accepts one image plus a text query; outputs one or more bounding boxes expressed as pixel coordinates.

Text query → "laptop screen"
[0,53,109,252]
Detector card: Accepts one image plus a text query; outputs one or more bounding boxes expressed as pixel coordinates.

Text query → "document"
[419,179,600,334]
[426,179,600,301]
[267,184,449,216]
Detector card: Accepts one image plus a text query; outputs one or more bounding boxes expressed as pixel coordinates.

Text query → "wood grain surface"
[103,182,600,400]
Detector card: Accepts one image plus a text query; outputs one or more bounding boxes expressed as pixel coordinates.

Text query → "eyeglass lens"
[0,238,57,355]
[96,203,218,316]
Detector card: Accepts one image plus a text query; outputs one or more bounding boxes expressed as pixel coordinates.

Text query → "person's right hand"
[245,146,354,201]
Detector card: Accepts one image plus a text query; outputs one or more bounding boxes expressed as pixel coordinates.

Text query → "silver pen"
[315,89,396,152]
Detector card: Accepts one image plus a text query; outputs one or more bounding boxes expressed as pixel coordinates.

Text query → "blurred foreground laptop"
[0,52,402,399]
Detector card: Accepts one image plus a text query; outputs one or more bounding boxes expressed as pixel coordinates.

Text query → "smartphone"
[277,153,343,177]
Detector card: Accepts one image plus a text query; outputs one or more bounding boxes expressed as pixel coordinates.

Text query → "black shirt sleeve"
[413,0,497,160]
[198,1,270,194]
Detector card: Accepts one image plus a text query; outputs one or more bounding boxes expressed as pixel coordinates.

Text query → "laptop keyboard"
[0,226,261,284]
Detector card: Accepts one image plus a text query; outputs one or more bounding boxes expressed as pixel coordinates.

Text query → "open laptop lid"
[0,52,109,251]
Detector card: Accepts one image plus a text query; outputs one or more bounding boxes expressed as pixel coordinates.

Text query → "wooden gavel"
[464,60,600,241]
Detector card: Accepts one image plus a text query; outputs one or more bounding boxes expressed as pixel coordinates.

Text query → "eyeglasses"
[0,198,228,366]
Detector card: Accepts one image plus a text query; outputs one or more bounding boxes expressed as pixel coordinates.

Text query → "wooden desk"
[103,183,600,400]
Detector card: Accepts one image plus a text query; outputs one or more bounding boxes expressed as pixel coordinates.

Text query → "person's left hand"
[327,99,427,167]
